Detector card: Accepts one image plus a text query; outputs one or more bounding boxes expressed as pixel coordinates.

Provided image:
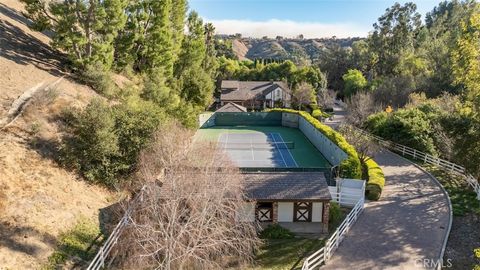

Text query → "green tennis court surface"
[195,126,331,168]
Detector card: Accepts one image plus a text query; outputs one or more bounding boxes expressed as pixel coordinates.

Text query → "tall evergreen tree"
[203,22,218,79]
[369,2,422,76]
[171,0,187,59]
[175,11,206,76]
[175,12,214,109]
[21,0,128,69]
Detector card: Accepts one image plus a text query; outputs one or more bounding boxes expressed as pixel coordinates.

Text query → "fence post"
[413,149,416,159]
[324,242,328,263]
[100,248,105,268]
[402,145,406,156]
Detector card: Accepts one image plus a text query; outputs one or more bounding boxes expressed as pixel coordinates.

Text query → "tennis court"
[218,132,298,167]
[195,125,331,169]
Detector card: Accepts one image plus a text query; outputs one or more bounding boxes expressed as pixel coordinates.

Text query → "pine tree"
[144,0,174,76]
[175,12,214,109]
[22,0,128,69]
[171,0,187,60]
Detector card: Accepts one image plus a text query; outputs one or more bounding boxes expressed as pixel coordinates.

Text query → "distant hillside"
[221,36,363,65]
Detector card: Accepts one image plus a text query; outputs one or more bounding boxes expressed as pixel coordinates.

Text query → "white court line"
[270,133,287,167]
[274,132,299,168]
[226,132,229,150]
[250,136,255,160]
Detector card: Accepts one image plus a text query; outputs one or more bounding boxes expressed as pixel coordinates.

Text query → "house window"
[256,202,273,222]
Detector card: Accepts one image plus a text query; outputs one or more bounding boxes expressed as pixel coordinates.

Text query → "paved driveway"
[321,104,451,270]
[323,150,450,270]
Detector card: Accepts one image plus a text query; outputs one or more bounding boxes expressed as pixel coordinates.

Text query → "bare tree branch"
[115,122,261,270]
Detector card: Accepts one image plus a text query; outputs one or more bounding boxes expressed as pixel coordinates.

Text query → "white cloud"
[205,18,369,38]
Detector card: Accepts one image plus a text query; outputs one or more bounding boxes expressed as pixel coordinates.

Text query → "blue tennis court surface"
[218,132,298,168]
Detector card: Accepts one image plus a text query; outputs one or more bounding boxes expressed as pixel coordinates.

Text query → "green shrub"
[329,202,343,228]
[312,109,331,119]
[61,99,121,185]
[270,108,362,179]
[365,158,385,201]
[113,97,165,169]
[365,106,439,155]
[309,103,319,110]
[61,98,165,187]
[475,248,480,270]
[80,63,119,98]
[312,109,322,118]
[260,224,295,239]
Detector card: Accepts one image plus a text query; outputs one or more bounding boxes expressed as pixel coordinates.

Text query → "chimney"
[269,79,274,85]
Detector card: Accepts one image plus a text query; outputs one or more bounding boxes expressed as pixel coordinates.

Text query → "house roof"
[220,80,291,101]
[215,102,248,113]
[243,172,331,201]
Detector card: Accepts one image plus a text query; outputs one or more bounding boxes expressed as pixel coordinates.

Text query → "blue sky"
[189,0,442,38]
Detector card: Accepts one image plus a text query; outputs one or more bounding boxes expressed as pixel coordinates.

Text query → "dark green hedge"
[270,108,362,179]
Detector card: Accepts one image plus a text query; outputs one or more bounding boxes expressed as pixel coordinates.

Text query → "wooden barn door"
[294,202,312,222]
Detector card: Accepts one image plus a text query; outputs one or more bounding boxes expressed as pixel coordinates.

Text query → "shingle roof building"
[243,172,331,201]
[215,102,248,113]
[221,80,291,101]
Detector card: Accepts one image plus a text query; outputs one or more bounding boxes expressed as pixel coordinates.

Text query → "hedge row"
[311,109,331,119]
[270,108,362,179]
[269,108,386,200]
[364,158,385,201]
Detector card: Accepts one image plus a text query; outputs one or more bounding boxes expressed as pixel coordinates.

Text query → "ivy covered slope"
[270,108,386,200]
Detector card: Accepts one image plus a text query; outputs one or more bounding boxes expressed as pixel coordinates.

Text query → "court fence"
[214,111,283,126]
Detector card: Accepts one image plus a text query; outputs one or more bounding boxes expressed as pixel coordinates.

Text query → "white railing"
[87,215,129,270]
[302,195,365,270]
[361,131,480,200]
[329,190,363,207]
[87,187,145,270]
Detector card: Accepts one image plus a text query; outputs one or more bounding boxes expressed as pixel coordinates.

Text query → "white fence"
[87,215,128,270]
[302,195,365,270]
[87,187,145,270]
[362,131,480,200]
[328,178,365,207]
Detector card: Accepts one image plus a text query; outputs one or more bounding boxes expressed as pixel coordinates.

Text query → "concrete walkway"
[321,104,451,270]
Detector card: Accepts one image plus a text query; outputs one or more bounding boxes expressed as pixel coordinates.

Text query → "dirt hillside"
[0,0,113,268]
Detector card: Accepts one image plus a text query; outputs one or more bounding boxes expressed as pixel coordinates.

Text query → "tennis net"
[218,141,295,150]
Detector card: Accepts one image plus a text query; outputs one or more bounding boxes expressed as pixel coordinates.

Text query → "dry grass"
[0,0,114,268]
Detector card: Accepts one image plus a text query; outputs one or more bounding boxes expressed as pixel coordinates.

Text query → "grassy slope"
[0,1,112,268]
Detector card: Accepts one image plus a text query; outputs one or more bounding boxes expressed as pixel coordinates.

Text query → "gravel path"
[321,104,451,270]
